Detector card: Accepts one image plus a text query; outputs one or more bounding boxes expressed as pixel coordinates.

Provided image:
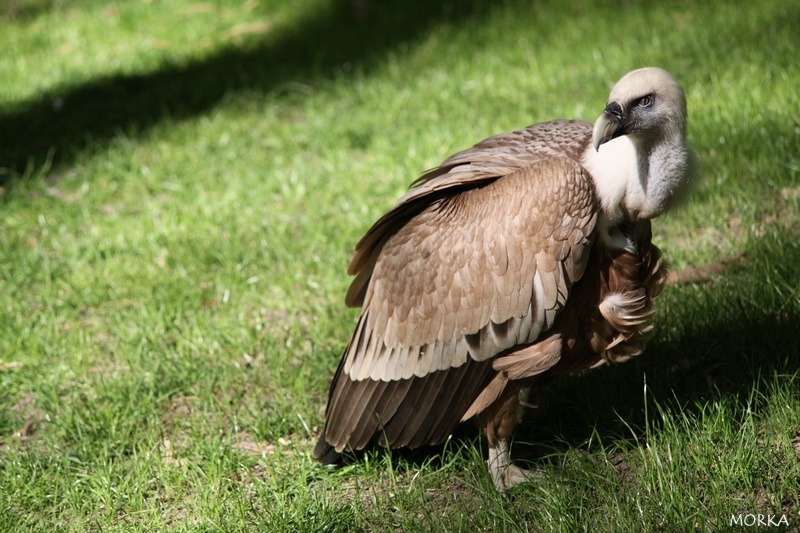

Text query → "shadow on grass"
[512,228,799,464]
[514,310,797,457]
[5,0,796,188]
[1,0,501,185]
[1,0,65,23]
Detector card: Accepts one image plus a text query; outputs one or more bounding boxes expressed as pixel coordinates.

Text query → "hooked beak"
[592,100,625,151]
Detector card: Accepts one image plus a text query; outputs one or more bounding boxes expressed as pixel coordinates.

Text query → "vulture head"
[587,67,697,221]
[592,67,687,150]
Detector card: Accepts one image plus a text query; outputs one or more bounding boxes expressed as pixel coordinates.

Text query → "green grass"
[1,0,799,530]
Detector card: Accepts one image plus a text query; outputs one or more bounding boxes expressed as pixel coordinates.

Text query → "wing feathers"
[317,357,497,458]
[492,334,563,381]
[342,158,597,381]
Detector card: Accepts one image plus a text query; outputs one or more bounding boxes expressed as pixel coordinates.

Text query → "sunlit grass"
[1,0,798,530]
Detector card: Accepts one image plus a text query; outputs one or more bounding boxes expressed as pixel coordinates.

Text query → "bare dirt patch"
[667,252,746,285]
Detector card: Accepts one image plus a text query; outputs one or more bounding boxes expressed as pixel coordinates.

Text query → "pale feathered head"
[593,67,688,151]
[587,67,697,221]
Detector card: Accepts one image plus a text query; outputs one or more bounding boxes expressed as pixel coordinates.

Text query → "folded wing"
[316,152,599,459]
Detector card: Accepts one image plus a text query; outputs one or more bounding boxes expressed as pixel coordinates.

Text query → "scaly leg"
[479,390,542,492]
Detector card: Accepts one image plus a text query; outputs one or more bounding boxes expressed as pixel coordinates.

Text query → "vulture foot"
[487,440,543,492]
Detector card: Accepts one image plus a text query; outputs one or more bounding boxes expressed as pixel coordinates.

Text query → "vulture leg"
[479,390,542,492]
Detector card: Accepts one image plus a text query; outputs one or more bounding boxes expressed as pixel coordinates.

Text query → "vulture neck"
[580,130,693,226]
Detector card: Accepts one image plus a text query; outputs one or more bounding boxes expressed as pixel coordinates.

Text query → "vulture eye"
[638,95,655,108]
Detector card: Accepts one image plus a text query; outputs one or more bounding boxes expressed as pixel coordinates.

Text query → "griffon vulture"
[314,67,697,491]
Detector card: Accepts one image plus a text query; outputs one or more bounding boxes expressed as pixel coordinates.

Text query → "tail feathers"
[313,429,342,465]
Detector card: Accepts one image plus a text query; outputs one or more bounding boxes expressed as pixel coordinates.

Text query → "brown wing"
[315,157,598,461]
[346,120,593,307]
